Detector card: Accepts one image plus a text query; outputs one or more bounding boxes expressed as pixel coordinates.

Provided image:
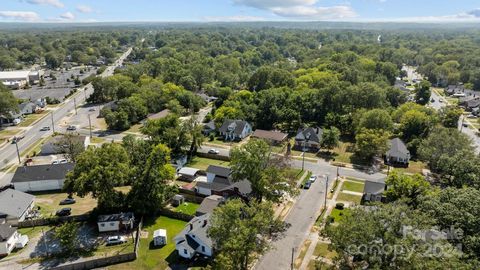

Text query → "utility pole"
[88,114,93,138]
[15,141,21,164]
[50,112,55,133]
[73,97,77,115]
[324,174,329,207]
[291,247,295,270]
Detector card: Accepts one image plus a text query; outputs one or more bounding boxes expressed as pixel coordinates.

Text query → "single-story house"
[174,214,213,259]
[294,127,323,151]
[206,165,231,183]
[97,212,135,233]
[445,84,464,96]
[363,180,386,203]
[202,121,216,136]
[11,163,75,192]
[0,224,28,256]
[196,165,252,197]
[252,129,288,145]
[459,96,480,111]
[145,109,171,122]
[40,135,90,155]
[18,102,38,115]
[0,189,35,224]
[177,167,201,182]
[394,79,408,92]
[218,120,252,141]
[385,138,410,167]
[195,195,224,217]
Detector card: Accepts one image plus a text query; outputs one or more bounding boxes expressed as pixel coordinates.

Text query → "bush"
[209,133,215,141]
[335,203,344,210]
[326,216,334,224]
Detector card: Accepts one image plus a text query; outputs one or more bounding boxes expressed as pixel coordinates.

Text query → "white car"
[106,236,127,246]
[59,159,68,164]
[208,149,220,154]
[309,175,317,182]
[52,160,60,165]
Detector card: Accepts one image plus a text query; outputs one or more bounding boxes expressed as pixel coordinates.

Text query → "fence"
[159,208,194,222]
[17,214,90,228]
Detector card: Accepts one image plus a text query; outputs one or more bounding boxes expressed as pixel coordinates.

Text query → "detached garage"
[11,163,75,192]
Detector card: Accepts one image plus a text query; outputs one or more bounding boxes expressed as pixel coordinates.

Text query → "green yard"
[171,202,200,216]
[341,180,365,193]
[336,192,362,204]
[108,216,188,270]
[329,208,347,223]
[392,160,427,175]
[17,112,47,127]
[35,192,97,216]
[313,242,337,260]
[187,156,230,171]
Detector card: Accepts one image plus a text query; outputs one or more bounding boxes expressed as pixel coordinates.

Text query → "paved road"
[0,48,132,178]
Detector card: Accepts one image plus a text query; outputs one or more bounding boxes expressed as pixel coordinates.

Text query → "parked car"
[59,198,76,205]
[52,160,60,165]
[208,149,220,154]
[463,123,468,128]
[55,207,71,217]
[66,125,76,131]
[304,180,312,189]
[309,175,317,182]
[88,108,96,112]
[430,98,435,103]
[59,159,68,164]
[106,236,127,246]
[40,126,50,131]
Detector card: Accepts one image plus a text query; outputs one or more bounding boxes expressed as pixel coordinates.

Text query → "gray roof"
[386,138,409,157]
[218,119,250,136]
[196,195,224,216]
[18,102,36,113]
[363,180,386,195]
[98,212,134,222]
[203,121,216,131]
[295,127,323,144]
[220,180,252,195]
[12,163,75,183]
[206,165,231,178]
[252,129,288,142]
[178,167,200,177]
[0,224,16,242]
[174,214,212,249]
[0,189,34,219]
[196,180,230,192]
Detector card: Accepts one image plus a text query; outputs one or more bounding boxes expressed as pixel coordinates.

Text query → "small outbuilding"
[177,167,201,182]
[97,212,135,233]
[153,229,167,246]
[172,194,185,207]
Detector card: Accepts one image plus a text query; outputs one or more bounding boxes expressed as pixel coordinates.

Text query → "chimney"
[202,220,207,228]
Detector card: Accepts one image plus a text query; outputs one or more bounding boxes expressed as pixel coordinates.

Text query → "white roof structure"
[178,167,200,177]
[154,229,167,238]
[0,71,30,81]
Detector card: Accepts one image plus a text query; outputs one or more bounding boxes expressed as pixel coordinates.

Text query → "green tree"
[129,144,176,216]
[54,221,79,255]
[45,52,63,69]
[414,80,431,105]
[208,199,286,270]
[321,127,340,152]
[356,109,393,133]
[0,85,18,119]
[355,128,390,161]
[439,106,463,128]
[385,170,430,206]
[185,116,204,158]
[53,133,86,163]
[64,143,131,210]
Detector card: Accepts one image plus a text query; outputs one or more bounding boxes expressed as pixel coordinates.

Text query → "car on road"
[66,125,77,131]
[88,108,96,112]
[52,160,60,164]
[106,236,127,246]
[467,114,477,119]
[55,207,71,217]
[439,99,443,103]
[430,98,435,102]
[208,149,220,154]
[59,159,68,164]
[59,198,76,205]
[40,126,51,131]
[463,123,468,128]
[304,180,312,189]
[309,175,317,182]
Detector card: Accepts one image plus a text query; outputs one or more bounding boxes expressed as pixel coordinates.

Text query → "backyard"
[35,192,97,216]
[187,156,230,171]
[170,202,200,216]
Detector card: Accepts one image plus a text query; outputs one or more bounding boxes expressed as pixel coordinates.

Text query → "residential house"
[177,167,201,182]
[218,120,252,141]
[196,165,251,197]
[40,135,90,155]
[174,214,213,259]
[294,127,323,151]
[385,138,410,167]
[459,96,480,112]
[0,189,35,224]
[252,129,288,145]
[145,109,171,122]
[18,102,38,115]
[0,224,28,257]
[11,163,75,192]
[394,79,409,92]
[445,85,464,96]
[363,180,386,202]
[195,195,224,217]
[97,212,135,233]
[202,121,216,136]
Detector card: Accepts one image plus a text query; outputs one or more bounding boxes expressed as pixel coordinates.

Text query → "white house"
[196,165,251,197]
[97,212,135,233]
[0,189,35,224]
[174,214,213,259]
[218,120,252,141]
[0,224,29,256]
[363,180,386,203]
[153,229,167,246]
[385,138,410,167]
[11,163,75,192]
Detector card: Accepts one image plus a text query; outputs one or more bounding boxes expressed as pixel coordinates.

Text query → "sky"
[0,0,480,23]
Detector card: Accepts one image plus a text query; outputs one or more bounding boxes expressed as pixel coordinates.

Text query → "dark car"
[304,180,312,189]
[59,198,76,205]
[56,207,72,216]
[66,125,77,131]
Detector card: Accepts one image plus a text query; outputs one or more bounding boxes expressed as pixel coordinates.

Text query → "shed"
[172,194,185,207]
[153,229,167,246]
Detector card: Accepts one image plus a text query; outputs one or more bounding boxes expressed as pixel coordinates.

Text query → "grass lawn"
[187,156,230,171]
[108,216,188,270]
[17,112,47,127]
[126,123,143,134]
[329,208,347,223]
[285,167,304,182]
[90,136,107,144]
[95,241,135,257]
[392,161,427,175]
[0,128,20,139]
[301,171,312,187]
[18,225,54,238]
[336,192,362,204]
[171,202,200,216]
[294,239,312,269]
[313,242,337,260]
[35,192,97,216]
[341,181,365,193]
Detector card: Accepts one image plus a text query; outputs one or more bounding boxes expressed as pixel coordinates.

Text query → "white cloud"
[76,5,93,13]
[26,0,64,8]
[233,0,356,20]
[0,11,39,21]
[203,15,266,22]
[377,9,480,22]
[59,11,75,20]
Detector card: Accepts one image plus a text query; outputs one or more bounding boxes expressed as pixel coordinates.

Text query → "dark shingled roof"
[0,224,16,242]
[196,195,224,216]
[206,165,231,178]
[12,163,74,183]
[98,212,134,222]
[387,138,409,156]
[295,127,323,144]
[252,129,288,142]
[363,180,386,195]
[218,119,250,136]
